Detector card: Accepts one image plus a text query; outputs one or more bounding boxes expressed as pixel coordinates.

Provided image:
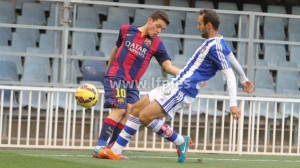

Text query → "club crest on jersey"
[200,47,207,53]
[117,98,125,105]
[144,38,152,46]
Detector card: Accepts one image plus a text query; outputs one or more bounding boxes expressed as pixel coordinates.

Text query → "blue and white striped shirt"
[173,36,232,98]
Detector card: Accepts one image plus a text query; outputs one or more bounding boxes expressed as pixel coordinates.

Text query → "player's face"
[197,15,209,38]
[147,18,167,38]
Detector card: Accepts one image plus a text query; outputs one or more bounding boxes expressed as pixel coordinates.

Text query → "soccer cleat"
[99,148,122,160]
[176,136,191,163]
[92,146,105,159]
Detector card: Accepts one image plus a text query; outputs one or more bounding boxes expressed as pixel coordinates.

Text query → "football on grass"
[75,83,99,108]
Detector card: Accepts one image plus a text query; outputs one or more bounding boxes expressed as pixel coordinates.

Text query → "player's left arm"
[160,60,181,75]
[227,52,254,94]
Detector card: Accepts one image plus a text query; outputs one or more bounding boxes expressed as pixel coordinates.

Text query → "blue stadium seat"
[51,58,78,84]
[0,19,12,42]
[25,47,51,76]
[267,5,287,27]
[12,32,36,52]
[263,44,286,68]
[254,60,275,95]
[219,15,236,38]
[93,0,114,16]
[140,61,164,89]
[276,61,299,95]
[163,38,179,60]
[0,60,18,81]
[16,16,40,42]
[290,45,300,67]
[218,2,239,24]
[242,3,263,26]
[102,21,123,30]
[82,62,106,85]
[82,50,105,71]
[0,33,8,46]
[39,34,61,53]
[16,0,35,10]
[0,46,23,75]
[49,3,63,19]
[288,18,300,35]
[183,39,205,56]
[292,6,300,15]
[173,54,190,69]
[200,71,225,93]
[0,1,16,23]
[100,33,118,58]
[107,7,130,25]
[263,17,286,41]
[77,5,100,28]
[184,12,199,35]
[144,0,165,5]
[118,0,139,18]
[168,0,189,21]
[72,32,97,55]
[195,0,214,9]
[133,9,154,26]
[22,2,46,25]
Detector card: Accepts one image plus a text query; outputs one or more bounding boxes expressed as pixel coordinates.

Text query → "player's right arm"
[221,68,240,120]
[105,46,118,72]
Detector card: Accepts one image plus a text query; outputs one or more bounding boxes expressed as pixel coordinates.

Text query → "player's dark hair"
[150,10,170,25]
[199,9,220,30]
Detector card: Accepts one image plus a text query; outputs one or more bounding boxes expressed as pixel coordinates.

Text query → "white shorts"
[148,83,194,120]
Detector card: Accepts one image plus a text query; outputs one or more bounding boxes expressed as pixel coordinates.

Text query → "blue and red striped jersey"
[106,24,171,82]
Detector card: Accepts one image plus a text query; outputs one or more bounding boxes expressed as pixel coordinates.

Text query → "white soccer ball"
[75,83,99,108]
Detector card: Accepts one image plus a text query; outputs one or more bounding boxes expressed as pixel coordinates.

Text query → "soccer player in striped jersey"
[93,10,181,158]
[97,9,255,163]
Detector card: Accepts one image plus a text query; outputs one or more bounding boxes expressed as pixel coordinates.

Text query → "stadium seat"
[82,50,106,71]
[82,62,106,84]
[0,33,8,46]
[144,0,165,5]
[218,2,239,24]
[292,6,300,15]
[118,0,139,18]
[263,17,286,41]
[16,16,40,42]
[22,2,46,25]
[72,32,97,55]
[133,9,154,26]
[194,0,214,9]
[102,21,123,30]
[93,0,114,16]
[276,61,299,95]
[77,5,100,28]
[0,1,16,23]
[168,0,189,21]
[67,50,83,78]
[288,18,300,35]
[0,19,12,42]
[0,46,23,75]
[25,47,51,76]
[184,12,199,35]
[39,34,61,53]
[200,71,225,93]
[219,15,236,38]
[107,7,130,25]
[140,60,164,89]
[165,11,183,33]
[267,5,287,27]
[183,39,205,56]
[263,44,286,68]
[173,54,190,69]
[162,38,179,60]
[242,3,263,26]
[254,60,275,95]
[12,32,36,52]
[0,60,18,81]
[100,33,118,58]
[289,45,300,67]
[16,0,35,10]
[51,58,78,84]
[49,3,63,19]
[40,0,52,11]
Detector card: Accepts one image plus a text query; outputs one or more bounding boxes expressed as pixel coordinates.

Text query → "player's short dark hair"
[150,10,170,25]
[199,9,220,30]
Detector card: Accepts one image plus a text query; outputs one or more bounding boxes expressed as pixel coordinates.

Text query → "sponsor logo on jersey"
[125,40,148,57]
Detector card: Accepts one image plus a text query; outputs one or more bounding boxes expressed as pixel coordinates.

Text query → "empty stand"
[263,44,286,68]
[276,61,299,95]
[0,46,23,75]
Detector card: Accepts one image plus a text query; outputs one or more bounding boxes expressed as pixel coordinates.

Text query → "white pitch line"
[18,154,300,163]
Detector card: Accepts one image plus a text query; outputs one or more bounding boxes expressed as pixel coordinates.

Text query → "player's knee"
[138,112,152,126]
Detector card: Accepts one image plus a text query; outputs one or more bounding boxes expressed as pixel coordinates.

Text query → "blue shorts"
[103,77,140,110]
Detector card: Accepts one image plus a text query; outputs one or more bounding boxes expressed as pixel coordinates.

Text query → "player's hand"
[230,106,240,120]
[200,81,207,87]
[242,81,254,94]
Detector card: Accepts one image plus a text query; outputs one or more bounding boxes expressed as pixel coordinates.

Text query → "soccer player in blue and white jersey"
[97,9,254,163]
